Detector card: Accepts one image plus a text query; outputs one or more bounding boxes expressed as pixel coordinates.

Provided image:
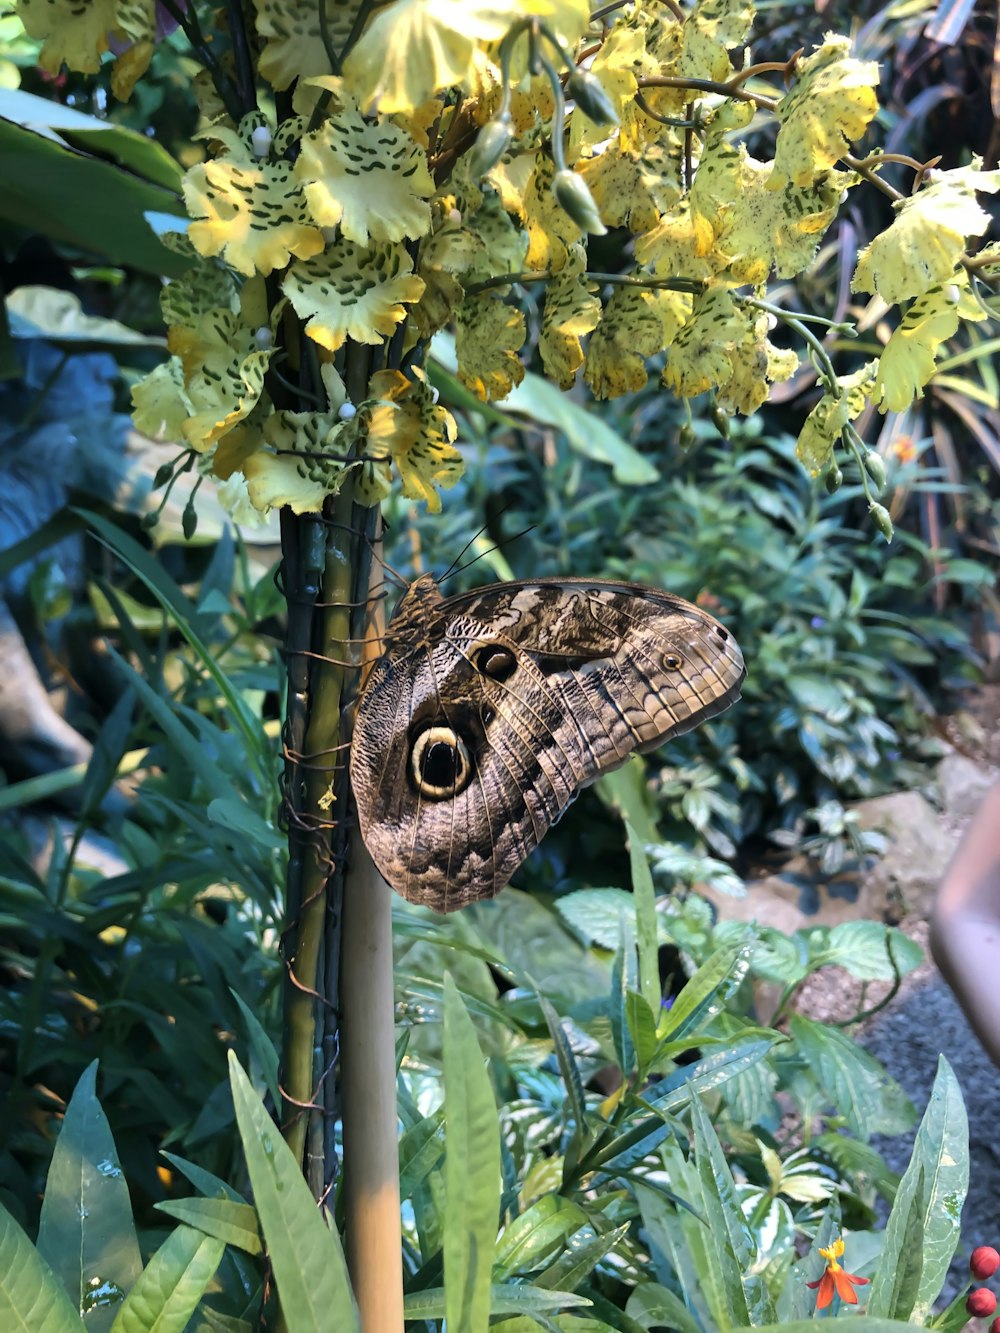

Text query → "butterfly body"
[350,573,745,912]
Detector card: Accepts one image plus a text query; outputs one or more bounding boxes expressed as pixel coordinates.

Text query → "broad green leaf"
[37,1060,141,1333]
[690,1090,776,1327]
[227,1053,359,1333]
[789,1014,915,1140]
[443,973,501,1333]
[0,1200,87,1332]
[77,690,135,820]
[108,1227,224,1333]
[867,1057,968,1321]
[634,1174,713,1328]
[6,286,165,348]
[493,1196,589,1278]
[557,888,638,949]
[814,921,923,981]
[626,823,659,1015]
[229,988,281,1110]
[154,1199,262,1256]
[659,941,750,1044]
[626,1282,702,1333]
[787,1197,841,1321]
[160,1153,245,1202]
[210,800,285,851]
[0,99,186,277]
[404,1286,593,1319]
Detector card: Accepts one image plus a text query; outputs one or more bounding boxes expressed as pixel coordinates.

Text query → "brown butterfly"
[350,574,745,912]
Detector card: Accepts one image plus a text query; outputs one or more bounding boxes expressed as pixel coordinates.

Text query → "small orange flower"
[806,1236,870,1309]
[890,435,917,465]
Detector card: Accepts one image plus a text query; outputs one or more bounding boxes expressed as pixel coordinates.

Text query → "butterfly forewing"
[350,576,745,912]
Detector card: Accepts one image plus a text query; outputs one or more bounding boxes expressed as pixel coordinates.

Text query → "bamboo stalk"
[341,558,404,1333]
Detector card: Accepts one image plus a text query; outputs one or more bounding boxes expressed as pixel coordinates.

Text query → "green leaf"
[535,1225,631,1294]
[78,690,135,819]
[0,93,187,277]
[154,1199,261,1256]
[536,989,589,1168]
[227,1053,359,1333]
[625,1282,702,1333]
[398,1110,445,1201]
[37,1060,141,1333]
[159,1153,244,1204]
[789,1014,914,1140]
[626,823,659,1015]
[443,974,502,1333]
[208,799,285,851]
[597,760,661,844]
[108,1227,224,1333]
[404,1285,593,1319]
[625,991,658,1074]
[229,988,281,1111]
[610,927,637,1076]
[866,1056,968,1321]
[6,287,166,348]
[689,1090,776,1327]
[590,1037,779,1173]
[0,1200,87,1332]
[493,1196,589,1278]
[814,921,923,981]
[659,941,750,1044]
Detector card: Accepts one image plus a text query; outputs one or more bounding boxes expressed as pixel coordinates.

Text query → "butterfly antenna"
[448,522,537,581]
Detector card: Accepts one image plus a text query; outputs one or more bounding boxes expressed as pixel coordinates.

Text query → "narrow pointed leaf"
[626,823,659,1014]
[37,1060,141,1333]
[443,973,501,1333]
[228,1053,359,1333]
[690,1090,775,1326]
[493,1196,589,1278]
[154,1199,262,1255]
[229,989,281,1111]
[659,942,749,1044]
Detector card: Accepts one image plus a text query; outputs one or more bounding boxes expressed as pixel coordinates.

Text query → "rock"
[852,791,956,918]
[937,752,996,820]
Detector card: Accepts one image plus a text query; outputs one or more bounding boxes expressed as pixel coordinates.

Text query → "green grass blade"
[443,973,502,1333]
[108,1227,224,1333]
[227,1053,359,1333]
[0,1201,87,1332]
[626,822,659,1015]
[36,1061,141,1333]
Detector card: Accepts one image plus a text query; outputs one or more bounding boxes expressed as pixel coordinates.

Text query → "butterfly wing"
[350,579,745,912]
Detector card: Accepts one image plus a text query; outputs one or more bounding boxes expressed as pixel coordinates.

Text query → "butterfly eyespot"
[481,705,496,727]
[410,725,473,799]
[663,652,684,670]
[474,644,517,682]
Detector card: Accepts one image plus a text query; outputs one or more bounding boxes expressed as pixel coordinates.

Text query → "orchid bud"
[153,461,175,490]
[566,69,618,126]
[468,113,513,177]
[552,169,606,235]
[869,501,894,542]
[863,449,886,491]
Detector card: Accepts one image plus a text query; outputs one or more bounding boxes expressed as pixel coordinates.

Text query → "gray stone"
[937,752,996,820]
[852,792,956,918]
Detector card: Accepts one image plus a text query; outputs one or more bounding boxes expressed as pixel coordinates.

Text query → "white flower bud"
[338,401,357,420]
[251,125,272,159]
[448,208,462,226]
